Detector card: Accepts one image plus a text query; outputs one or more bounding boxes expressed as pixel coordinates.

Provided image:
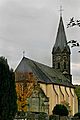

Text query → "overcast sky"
[0,0,80,84]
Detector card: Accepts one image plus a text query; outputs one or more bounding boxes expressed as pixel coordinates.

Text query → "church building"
[15,15,78,115]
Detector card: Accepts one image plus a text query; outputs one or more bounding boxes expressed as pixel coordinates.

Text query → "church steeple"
[52,15,72,83]
[52,16,70,53]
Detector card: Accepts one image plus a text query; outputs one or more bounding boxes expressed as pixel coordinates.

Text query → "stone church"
[15,15,78,116]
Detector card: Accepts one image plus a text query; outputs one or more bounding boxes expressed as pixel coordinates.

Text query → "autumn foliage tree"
[0,57,17,120]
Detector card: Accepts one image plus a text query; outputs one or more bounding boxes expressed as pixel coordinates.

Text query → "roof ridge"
[24,57,50,68]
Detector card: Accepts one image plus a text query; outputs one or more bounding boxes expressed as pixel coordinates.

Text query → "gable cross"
[23,51,25,57]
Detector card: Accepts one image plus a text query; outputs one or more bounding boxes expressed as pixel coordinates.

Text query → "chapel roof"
[15,57,74,88]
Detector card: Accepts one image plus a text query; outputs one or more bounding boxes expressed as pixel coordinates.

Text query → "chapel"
[15,15,78,115]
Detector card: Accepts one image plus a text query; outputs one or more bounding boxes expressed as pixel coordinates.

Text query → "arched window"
[64,62,66,69]
[58,62,60,69]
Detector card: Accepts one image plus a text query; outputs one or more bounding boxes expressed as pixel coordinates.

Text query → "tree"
[67,17,80,51]
[74,85,80,113]
[67,17,80,28]
[74,85,80,98]
[52,104,69,116]
[0,57,17,120]
[67,40,79,48]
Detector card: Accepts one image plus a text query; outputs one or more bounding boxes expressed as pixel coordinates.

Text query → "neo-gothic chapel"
[15,15,78,115]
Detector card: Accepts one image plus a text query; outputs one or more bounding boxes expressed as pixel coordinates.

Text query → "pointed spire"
[52,16,70,53]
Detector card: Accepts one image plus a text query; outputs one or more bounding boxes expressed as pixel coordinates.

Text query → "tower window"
[64,62,66,69]
[58,62,60,69]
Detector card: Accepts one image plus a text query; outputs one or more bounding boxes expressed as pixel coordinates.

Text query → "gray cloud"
[0,0,80,84]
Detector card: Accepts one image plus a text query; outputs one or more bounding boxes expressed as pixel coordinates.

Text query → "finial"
[59,5,64,17]
[23,51,25,57]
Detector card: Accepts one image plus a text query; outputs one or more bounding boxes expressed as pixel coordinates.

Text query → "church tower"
[52,15,72,83]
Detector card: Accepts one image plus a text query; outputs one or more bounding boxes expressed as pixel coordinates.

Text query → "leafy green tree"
[67,17,80,28]
[0,57,17,120]
[52,104,69,116]
[67,17,80,50]
[74,85,80,113]
[74,85,80,98]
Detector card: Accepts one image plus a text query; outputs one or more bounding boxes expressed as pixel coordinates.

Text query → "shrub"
[49,115,56,120]
[38,112,48,120]
[74,112,80,118]
[52,104,69,116]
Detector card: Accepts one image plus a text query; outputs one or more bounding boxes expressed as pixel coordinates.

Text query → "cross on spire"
[59,5,64,17]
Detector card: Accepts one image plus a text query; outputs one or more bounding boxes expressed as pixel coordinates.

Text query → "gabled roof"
[15,57,74,87]
[52,16,70,53]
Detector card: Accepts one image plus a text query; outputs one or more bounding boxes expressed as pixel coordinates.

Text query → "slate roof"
[15,57,74,88]
[52,16,70,53]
